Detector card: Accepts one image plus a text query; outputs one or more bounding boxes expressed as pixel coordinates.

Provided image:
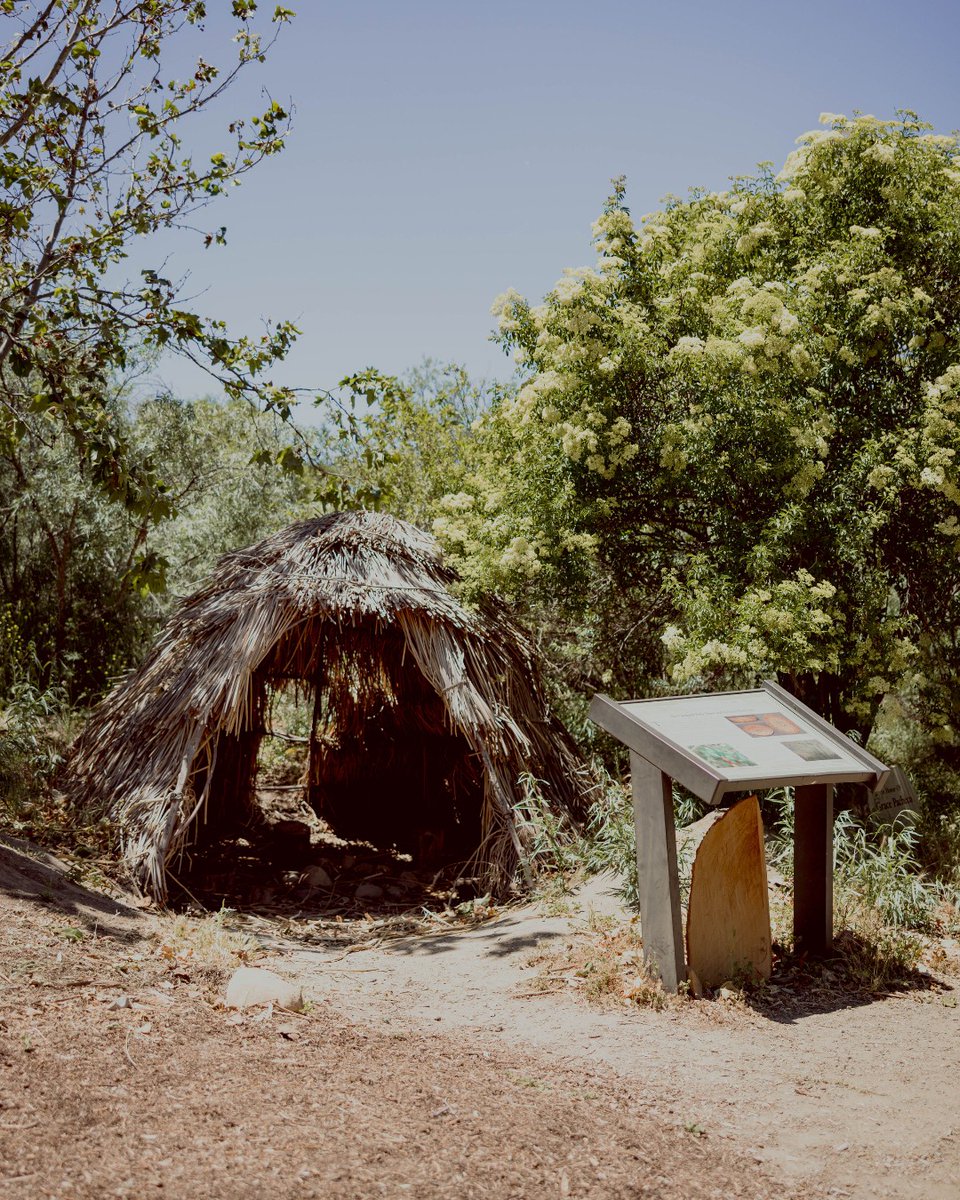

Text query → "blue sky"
[145,0,960,411]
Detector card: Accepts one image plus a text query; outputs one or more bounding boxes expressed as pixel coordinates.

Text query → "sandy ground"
[2,836,958,1199]
[277,874,960,1200]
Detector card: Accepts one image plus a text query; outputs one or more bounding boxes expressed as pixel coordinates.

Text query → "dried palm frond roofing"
[64,511,588,900]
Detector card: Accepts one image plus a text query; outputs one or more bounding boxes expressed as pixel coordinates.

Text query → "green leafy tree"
[0,389,314,698]
[144,392,315,597]
[0,383,165,695]
[315,361,493,525]
[0,1,297,516]
[442,113,960,775]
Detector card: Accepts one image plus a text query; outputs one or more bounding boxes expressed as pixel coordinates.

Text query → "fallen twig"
[325,940,383,962]
[123,1030,137,1069]
[29,979,122,989]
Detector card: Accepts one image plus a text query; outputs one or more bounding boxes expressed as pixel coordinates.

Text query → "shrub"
[0,679,70,815]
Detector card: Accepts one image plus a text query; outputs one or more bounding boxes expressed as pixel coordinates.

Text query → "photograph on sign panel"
[690,743,757,769]
[726,712,802,738]
[784,738,842,762]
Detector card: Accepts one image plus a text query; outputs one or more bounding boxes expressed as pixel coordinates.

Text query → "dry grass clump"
[151,908,262,987]
[766,882,934,995]
[830,898,925,992]
[521,915,677,1012]
[523,889,948,1019]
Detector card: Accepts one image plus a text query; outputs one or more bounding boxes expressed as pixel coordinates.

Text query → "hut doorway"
[253,652,484,880]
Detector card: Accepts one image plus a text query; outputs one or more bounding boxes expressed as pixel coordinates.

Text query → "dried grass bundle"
[63,512,588,900]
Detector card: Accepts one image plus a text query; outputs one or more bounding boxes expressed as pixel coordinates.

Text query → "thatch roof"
[64,511,588,901]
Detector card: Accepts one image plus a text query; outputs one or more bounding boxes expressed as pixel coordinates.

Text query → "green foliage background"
[2,68,960,896]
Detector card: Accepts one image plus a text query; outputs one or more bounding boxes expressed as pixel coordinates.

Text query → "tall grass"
[766,788,949,934]
[583,773,639,904]
[764,793,945,987]
[514,772,589,876]
[582,769,707,908]
[0,680,113,863]
[834,811,945,932]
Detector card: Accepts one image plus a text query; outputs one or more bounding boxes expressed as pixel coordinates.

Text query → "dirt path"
[279,875,960,1200]
[0,840,785,1200]
[1,838,958,1198]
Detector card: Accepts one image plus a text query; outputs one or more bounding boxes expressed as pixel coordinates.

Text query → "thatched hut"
[64,511,588,901]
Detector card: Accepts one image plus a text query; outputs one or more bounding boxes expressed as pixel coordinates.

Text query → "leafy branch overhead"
[0,0,298,515]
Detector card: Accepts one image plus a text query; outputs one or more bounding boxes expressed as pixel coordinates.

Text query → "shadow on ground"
[176,825,494,923]
[0,834,143,942]
[745,933,954,1023]
[379,918,567,959]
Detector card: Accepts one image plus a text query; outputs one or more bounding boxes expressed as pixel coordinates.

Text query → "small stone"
[355,883,384,902]
[224,966,304,1011]
[302,865,332,890]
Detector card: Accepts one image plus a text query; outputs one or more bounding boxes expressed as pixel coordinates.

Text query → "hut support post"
[793,783,834,955]
[630,751,685,992]
[305,682,324,811]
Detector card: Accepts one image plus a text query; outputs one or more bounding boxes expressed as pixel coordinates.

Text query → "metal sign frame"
[589,681,889,992]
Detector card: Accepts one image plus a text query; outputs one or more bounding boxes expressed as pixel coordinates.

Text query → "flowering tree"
[0,1,296,517]
[437,114,960,771]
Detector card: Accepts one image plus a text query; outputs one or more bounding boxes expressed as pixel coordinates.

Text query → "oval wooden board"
[686,794,772,990]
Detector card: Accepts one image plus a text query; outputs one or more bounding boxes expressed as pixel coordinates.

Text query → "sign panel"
[590,681,889,804]
[623,688,866,784]
[589,682,891,988]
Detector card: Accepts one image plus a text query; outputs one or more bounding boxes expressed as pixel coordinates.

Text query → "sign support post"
[631,752,685,992]
[793,783,834,955]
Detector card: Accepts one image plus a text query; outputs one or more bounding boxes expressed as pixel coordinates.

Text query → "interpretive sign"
[867,764,918,828]
[592,681,888,806]
[590,680,889,992]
